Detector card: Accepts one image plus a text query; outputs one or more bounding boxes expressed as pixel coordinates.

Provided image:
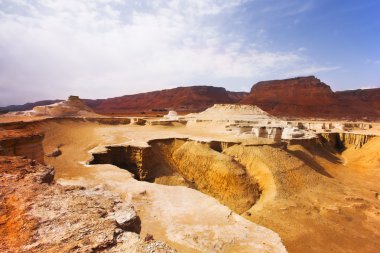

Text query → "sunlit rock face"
[85,86,248,114]
[245,76,335,106]
[240,76,380,120]
[0,129,45,163]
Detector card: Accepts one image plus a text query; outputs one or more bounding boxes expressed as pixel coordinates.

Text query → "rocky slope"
[1,87,246,115]
[85,86,247,114]
[0,121,177,253]
[333,88,380,120]
[0,156,176,253]
[2,77,379,120]
[240,76,380,120]
[6,96,98,118]
[0,129,45,163]
[32,96,98,117]
[1,87,247,115]
[186,103,274,121]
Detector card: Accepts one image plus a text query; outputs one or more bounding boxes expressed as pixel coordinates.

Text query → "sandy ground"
[25,120,286,252]
[0,115,50,123]
[59,166,285,253]
[2,115,380,252]
[240,140,380,253]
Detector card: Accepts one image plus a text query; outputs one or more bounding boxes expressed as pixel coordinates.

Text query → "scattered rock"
[34,165,55,184]
[138,237,177,253]
[46,148,62,158]
[114,204,141,233]
[144,233,154,242]
[0,156,174,253]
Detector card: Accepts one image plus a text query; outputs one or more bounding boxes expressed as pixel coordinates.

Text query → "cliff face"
[320,133,375,149]
[336,88,380,112]
[246,76,335,106]
[89,138,261,214]
[240,76,380,120]
[0,129,45,163]
[85,86,248,114]
[335,88,380,116]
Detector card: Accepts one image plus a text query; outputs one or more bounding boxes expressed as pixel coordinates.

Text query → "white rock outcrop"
[32,96,96,117]
[282,126,305,139]
[186,104,274,121]
[164,110,179,120]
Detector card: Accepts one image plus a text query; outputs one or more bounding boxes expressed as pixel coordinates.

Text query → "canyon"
[1,77,380,253]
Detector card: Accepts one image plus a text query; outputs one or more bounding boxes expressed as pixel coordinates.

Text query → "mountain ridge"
[1,78,379,120]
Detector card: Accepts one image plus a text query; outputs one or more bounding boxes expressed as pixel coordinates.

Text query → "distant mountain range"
[0,99,63,114]
[1,77,379,120]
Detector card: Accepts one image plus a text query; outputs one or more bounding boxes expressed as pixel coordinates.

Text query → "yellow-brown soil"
[2,118,379,252]
[228,138,380,253]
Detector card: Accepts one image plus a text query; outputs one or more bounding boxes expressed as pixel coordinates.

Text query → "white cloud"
[259,0,313,16]
[360,86,379,89]
[286,66,341,77]
[364,59,380,65]
[0,0,336,106]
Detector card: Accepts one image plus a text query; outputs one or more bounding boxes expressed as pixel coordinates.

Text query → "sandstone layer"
[0,155,177,253]
[85,86,247,114]
[240,76,380,120]
[0,129,44,163]
[90,139,261,214]
[2,76,379,120]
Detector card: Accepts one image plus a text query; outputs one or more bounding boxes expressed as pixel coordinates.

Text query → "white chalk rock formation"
[282,126,305,139]
[164,110,179,120]
[187,104,275,121]
[31,96,97,117]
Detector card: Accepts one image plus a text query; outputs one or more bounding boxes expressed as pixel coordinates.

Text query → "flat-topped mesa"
[240,76,380,120]
[66,95,87,107]
[243,76,335,106]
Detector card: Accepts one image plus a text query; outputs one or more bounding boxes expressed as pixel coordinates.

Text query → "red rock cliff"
[245,76,334,106]
[85,86,247,114]
[240,76,380,120]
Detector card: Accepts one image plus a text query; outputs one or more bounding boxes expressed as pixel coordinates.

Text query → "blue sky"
[0,0,379,106]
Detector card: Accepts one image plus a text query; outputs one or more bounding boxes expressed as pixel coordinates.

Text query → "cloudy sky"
[0,0,379,106]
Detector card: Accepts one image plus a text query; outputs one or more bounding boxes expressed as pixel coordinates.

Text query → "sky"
[0,0,379,106]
